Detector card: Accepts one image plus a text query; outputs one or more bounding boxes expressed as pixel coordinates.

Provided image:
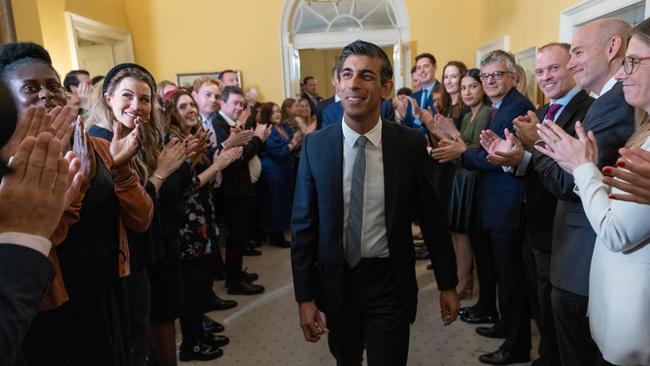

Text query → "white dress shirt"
[0,232,52,257]
[342,117,389,258]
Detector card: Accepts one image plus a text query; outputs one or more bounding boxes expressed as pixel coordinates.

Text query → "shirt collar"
[551,85,582,105]
[596,76,617,98]
[341,116,382,148]
[421,80,436,92]
[334,94,341,102]
[219,111,237,127]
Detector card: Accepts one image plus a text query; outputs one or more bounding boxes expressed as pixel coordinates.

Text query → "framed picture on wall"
[176,71,242,89]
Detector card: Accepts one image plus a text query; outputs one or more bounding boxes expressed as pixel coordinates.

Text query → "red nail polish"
[617,160,626,168]
[608,194,614,199]
[603,167,612,174]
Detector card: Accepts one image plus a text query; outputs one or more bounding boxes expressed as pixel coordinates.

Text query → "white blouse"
[573,137,650,366]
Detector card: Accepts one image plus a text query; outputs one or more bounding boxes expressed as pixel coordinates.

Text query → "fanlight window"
[292,0,398,33]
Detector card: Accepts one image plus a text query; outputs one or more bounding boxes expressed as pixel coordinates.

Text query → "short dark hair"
[91,75,104,86]
[220,85,244,102]
[411,65,417,74]
[302,76,315,85]
[63,69,90,92]
[336,40,393,85]
[0,42,56,82]
[415,53,437,66]
[396,87,412,96]
[219,69,236,80]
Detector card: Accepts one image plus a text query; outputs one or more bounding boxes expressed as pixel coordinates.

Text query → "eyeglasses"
[621,55,650,75]
[479,71,511,81]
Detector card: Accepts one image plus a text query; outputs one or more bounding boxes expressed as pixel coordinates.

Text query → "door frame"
[64,12,134,70]
[280,0,410,98]
[559,0,650,42]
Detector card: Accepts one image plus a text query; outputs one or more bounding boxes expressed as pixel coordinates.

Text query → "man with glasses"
[531,19,633,365]
[462,49,535,365]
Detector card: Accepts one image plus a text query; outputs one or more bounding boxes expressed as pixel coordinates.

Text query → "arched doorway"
[280,0,410,98]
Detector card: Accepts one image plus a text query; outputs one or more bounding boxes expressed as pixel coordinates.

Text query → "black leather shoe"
[476,325,506,338]
[206,295,238,311]
[227,281,265,295]
[248,240,263,248]
[243,245,262,256]
[200,334,230,348]
[458,305,478,316]
[478,348,529,365]
[202,315,225,334]
[179,343,223,361]
[242,269,259,283]
[461,310,498,324]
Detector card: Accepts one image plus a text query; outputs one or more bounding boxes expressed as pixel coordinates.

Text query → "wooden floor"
[180,243,538,365]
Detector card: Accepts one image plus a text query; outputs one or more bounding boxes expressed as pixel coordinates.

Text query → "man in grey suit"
[533,19,634,365]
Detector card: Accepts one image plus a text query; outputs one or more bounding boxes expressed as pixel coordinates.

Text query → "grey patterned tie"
[345,135,367,268]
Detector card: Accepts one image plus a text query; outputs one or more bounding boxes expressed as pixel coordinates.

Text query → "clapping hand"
[253,123,272,142]
[212,146,242,171]
[223,127,254,149]
[71,116,95,189]
[110,118,142,167]
[0,133,84,238]
[513,111,540,148]
[431,138,467,163]
[154,138,187,179]
[392,95,409,117]
[76,82,93,109]
[481,129,525,166]
[602,147,650,204]
[535,120,598,174]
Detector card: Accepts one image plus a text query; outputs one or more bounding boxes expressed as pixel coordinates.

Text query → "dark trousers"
[469,228,497,314]
[551,287,609,366]
[224,195,253,285]
[180,255,213,350]
[488,228,530,354]
[326,258,410,366]
[126,269,151,366]
[531,249,560,365]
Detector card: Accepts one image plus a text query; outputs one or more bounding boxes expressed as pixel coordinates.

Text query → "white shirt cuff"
[0,232,52,257]
[515,151,532,176]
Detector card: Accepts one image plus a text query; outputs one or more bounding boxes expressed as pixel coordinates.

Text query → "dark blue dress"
[257,123,295,232]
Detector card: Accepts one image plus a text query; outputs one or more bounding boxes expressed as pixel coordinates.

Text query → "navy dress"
[257,123,295,232]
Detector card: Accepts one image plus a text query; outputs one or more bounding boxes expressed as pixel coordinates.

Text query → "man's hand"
[253,123,272,142]
[513,111,540,148]
[439,289,459,326]
[223,128,254,149]
[213,146,243,171]
[602,147,650,204]
[535,120,598,174]
[238,105,251,126]
[393,95,408,118]
[0,133,84,238]
[75,82,93,109]
[485,129,525,167]
[298,301,328,342]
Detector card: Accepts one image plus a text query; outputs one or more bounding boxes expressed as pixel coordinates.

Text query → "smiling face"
[535,45,576,100]
[460,76,484,108]
[480,61,515,102]
[616,36,650,112]
[339,54,392,125]
[416,57,436,85]
[192,82,220,118]
[297,99,310,118]
[221,71,239,87]
[7,61,68,116]
[175,93,198,128]
[567,23,611,94]
[443,65,462,95]
[105,77,152,129]
[270,104,282,125]
[219,92,245,121]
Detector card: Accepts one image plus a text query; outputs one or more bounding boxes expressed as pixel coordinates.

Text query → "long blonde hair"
[85,67,164,182]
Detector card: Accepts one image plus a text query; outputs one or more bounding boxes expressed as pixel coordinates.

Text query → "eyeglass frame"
[621,55,650,75]
[479,71,512,81]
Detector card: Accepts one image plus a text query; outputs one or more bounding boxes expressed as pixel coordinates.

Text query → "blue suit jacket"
[402,83,436,134]
[462,87,534,230]
[316,96,335,130]
[291,119,457,323]
[320,100,395,129]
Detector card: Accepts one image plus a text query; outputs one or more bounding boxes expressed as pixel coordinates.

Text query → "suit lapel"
[326,124,344,242]
[381,120,399,239]
[554,90,587,131]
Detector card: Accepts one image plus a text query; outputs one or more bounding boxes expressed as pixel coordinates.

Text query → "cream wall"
[12,0,595,103]
[478,0,582,54]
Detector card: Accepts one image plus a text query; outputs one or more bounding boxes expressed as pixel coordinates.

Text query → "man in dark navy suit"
[400,53,439,134]
[461,50,535,365]
[291,40,459,366]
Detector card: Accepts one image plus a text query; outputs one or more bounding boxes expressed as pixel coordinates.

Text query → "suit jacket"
[291,119,457,323]
[320,100,395,129]
[0,244,54,366]
[301,91,319,117]
[401,82,437,134]
[524,90,594,252]
[211,113,264,197]
[316,96,335,130]
[533,82,634,295]
[462,87,534,230]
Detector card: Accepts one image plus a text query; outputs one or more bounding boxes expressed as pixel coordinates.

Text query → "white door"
[77,44,115,76]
